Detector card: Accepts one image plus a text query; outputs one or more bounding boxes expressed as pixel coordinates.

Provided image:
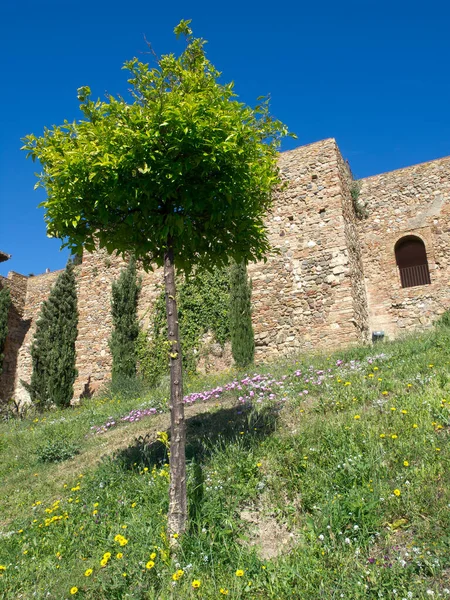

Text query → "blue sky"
[1,0,449,277]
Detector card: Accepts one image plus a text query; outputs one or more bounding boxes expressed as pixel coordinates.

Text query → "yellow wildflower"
[172,569,184,581]
[393,489,401,497]
[236,569,245,577]
[354,415,361,420]
[192,580,201,589]
[146,560,155,570]
[403,460,409,467]
[220,589,229,595]
[70,587,78,595]
[84,569,93,577]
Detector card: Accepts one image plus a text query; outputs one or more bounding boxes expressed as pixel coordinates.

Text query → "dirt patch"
[240,505,296,560]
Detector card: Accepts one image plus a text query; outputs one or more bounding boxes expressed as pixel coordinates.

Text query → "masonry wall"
[358,156,450,338]
[73,251,164,399]
[249,138,369,358]
[3,138,450,405]
[10,252,165,404]
[12,269,68,404]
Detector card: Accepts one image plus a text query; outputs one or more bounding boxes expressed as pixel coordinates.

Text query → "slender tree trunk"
[164,237,187,537]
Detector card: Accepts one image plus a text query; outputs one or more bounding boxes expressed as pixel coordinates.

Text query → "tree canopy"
[22,20,292,272]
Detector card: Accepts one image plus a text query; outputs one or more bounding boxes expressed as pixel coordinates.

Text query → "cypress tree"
[28,262,78,408]
[229,260,255,368]
[109,257,141,381]
[0,286,11,373]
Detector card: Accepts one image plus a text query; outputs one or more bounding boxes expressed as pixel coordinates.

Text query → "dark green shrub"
[0,285,11,373]
[26,262,78,409]
[99,373,150,401]
[435,310,450,328]
[37,438,80,463]
[229,260,254,368]
[109,257,141,382]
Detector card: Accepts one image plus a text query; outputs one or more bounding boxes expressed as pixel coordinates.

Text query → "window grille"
[395,236,431,288]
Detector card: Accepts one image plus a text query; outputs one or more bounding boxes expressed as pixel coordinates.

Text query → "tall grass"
[0,326,449,599]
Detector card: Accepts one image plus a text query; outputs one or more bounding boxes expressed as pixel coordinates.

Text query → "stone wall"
[74,250,163,399]
[12,269,67,404]
[5,251,166,404]
[0,272,28,401]
[249,138,368,358]
[2,138,450,404]
[336,151,370,343]
[358,156,450,338]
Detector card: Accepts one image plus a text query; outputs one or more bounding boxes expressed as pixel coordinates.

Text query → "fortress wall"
[13,269,67,404]
[73,250,163,399]
[11,250,164,404]
[336,151,370,343]
[6,140,450,403]
[358,156,450,338]
[0,272,28,401]
[249,138,365,358]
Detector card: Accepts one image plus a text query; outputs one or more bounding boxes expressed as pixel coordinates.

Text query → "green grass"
[0,326,449,599]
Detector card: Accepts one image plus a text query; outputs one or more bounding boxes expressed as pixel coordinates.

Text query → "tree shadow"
[113,401,279,523]
[113,401,279,471]
[0,307,31,403]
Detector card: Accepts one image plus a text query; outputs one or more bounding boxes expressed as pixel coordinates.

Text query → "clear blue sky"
[1,0,449,277]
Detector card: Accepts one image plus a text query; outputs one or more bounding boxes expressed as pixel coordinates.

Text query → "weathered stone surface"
[1,138,449,404]
[358,156,450,338]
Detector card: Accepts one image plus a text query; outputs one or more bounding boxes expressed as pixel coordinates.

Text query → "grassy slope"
[0,328,449,599]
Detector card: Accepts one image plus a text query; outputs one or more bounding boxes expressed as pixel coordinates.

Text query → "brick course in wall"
[1,138,449,404]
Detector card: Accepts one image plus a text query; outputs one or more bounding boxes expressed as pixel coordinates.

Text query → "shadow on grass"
[113,402,279,471]
[112,402,279,527]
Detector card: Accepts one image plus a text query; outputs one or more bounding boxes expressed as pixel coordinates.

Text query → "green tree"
[0,285,11,373]
[22,20,293,535]
[229,260,254,368]
[27,262,78,409]
[109,257,141,381]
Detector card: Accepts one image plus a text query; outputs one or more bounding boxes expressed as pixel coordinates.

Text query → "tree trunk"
[164,237,187,537]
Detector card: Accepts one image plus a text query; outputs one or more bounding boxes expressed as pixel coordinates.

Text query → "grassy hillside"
[0,326,449,599]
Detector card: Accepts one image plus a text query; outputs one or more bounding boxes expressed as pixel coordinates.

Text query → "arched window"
[395,236,431,288]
